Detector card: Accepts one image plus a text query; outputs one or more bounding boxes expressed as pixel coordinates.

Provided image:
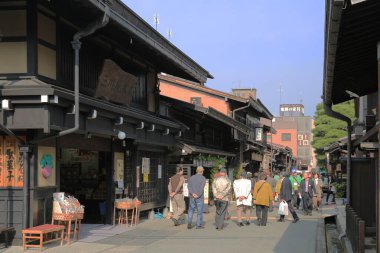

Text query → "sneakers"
[187,224,193,229]
[195,226,205,229]
[292,218,300,223]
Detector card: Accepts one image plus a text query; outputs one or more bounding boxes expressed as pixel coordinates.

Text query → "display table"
[114,200,141,226]
[51,213,83,245]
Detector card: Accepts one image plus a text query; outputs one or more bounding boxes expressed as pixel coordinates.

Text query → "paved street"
[4,202,325,253]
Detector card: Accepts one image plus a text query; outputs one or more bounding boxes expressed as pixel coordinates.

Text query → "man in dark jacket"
[279,172,299,223]
[299,172,317,216]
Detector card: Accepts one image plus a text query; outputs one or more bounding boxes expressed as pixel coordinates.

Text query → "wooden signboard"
[0,136,25,187]
[95,59,138,105]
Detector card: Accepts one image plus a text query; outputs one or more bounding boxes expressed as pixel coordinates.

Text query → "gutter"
[30,4,110,143]
[60,4,110,137]
[323,103,352,205]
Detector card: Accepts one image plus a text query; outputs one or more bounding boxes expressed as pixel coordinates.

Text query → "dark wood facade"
[0,0,210,239]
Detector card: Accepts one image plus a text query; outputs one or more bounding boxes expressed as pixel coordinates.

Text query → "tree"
[312,100,355,168]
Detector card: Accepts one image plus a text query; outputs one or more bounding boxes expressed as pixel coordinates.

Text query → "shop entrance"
[60,148,111,224]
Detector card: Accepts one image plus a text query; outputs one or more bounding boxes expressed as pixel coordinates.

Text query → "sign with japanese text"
[0,136,25,187]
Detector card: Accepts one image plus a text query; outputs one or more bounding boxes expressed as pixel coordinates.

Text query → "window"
[281,133,291,141]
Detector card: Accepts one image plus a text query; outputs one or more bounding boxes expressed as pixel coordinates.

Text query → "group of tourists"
[167,166,336,230]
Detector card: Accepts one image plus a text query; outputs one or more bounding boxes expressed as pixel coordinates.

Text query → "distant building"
[268,104,316,170]
[231,88,257,100]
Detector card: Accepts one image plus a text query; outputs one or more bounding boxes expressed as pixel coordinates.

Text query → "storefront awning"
[179,142,236,157]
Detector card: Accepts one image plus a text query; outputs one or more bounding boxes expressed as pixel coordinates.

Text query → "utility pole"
[167,28,172,41]
[278,84,283,114]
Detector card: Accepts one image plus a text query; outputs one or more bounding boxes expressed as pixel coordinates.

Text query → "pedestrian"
[214,166,231,220]
[312,173,323,210]
[275,173,284,202]
[253,173,274,226]
[274,171,280,182]
[264,170,276,212]
[326,175,336,203]
[251,172,259,209]
[168,167,186,226]
[233,171,252,227]
[212,168,231,230]
[290,170,302,209]
[187,166,206,229]
[299,172,316,216]
[278,172,299,223]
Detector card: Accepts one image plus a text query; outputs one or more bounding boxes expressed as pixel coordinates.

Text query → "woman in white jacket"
[233,171,252,226]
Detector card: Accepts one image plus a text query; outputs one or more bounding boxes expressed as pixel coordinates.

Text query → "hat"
[240,171,248,178]
[219,168,227,173]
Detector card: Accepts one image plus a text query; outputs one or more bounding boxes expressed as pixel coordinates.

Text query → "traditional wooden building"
[0,0,212,238]
[324,0,379,251]
[159,74,274,172]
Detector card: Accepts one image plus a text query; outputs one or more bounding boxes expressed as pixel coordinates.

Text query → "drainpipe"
[60,6,110,137]
[323,103,352,204]
[30,6,110,144]
[232,103,250,165]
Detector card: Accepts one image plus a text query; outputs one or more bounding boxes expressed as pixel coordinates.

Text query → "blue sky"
[122,1,325,116]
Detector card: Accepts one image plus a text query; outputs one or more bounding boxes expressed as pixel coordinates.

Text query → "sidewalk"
[3,202,323,253]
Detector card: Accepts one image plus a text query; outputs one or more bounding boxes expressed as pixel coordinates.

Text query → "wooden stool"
[132,201,141,226]
[115,201,134,226]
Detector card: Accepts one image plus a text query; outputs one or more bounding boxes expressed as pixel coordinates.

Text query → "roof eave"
[323,0,344,105]
[86,0,212,83]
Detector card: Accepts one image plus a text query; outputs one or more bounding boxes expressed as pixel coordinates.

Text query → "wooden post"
[377,42,380,253]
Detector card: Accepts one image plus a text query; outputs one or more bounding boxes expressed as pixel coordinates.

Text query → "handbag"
[278,200,289,216]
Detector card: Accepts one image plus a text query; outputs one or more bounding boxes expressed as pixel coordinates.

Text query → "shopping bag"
[278,201,289,216]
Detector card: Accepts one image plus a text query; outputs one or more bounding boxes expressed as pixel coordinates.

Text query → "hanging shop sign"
[95,59,138,106]
[114,152,124,181]
[0,136,25,187]
[158,164,162,179]
[203,179,209,205]
[142,157,150,174]
[143,173,149,183]
[136,166,140,188]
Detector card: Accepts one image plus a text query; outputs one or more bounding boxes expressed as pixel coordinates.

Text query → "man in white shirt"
[233,171,252,226]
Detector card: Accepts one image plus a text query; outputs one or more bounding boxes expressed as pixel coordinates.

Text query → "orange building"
[159,73,232,115]
[269,128,298,157]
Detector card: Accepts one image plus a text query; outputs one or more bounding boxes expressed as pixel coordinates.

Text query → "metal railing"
[346,205,365,253]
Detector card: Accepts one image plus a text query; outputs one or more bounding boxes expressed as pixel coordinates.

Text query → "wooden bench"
[22,224,65,251]
[0,226,14,248]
